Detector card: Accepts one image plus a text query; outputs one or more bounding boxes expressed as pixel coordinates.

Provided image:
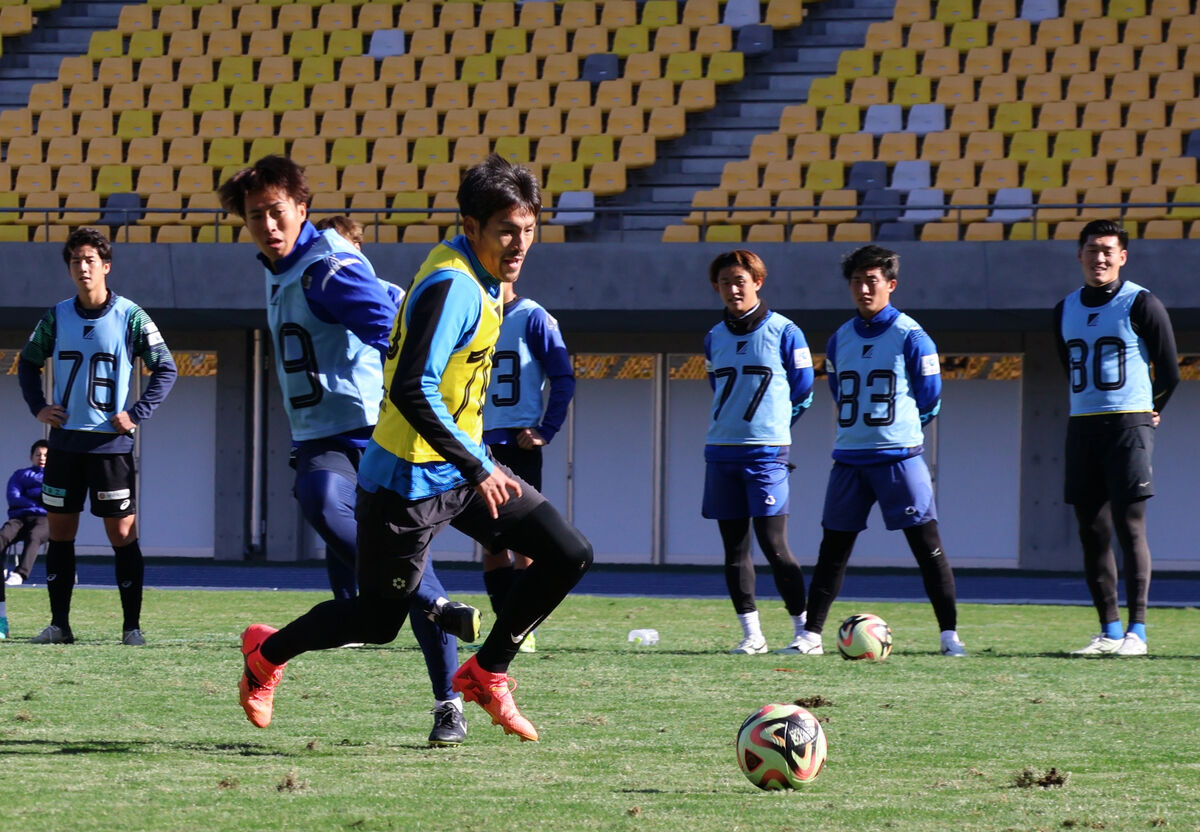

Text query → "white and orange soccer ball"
[837,613,893,661]
[735,703,827,790]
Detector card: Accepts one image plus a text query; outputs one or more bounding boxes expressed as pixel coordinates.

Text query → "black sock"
[45,539,76,630]
[483,565,516,616]
[476,503,592,673]
[114,539,145,632]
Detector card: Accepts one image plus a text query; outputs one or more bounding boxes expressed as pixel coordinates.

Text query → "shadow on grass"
[0,740,296,757]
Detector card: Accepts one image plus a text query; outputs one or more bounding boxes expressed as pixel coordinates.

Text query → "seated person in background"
[3,440,51,587]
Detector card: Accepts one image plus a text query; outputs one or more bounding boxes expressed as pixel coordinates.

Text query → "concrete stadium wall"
[2,240,1197,571]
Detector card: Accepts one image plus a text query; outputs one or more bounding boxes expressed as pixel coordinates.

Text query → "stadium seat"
[921,134,963,165]
[877,133,918,162]
[368,30,406,59]
[891,161,932,191]
[892,76,932,107]
[1037,102,1079,132]
[901,188,946,222]
[988,187,1034,222]
[806,160,845,193]
[876,222,917,241]
[737,25,774,56]
[834,133,874,163]
[863,105,903,136]
[906,103,947,135]
[581,54,620,84]
[936,160,977,190]
[761,160,804,192]
[963,131,1004,161]
[858,189,904,223]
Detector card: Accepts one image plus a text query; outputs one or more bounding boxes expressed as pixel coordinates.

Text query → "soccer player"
[701,250,814,654]
[1057,220,1179,657]
[218,158,482,746]
[480,275,576,652]
[3,439,50,588]
[234,155,593,743]
[793,245,966,657]
[17,227,178,645]
[313,215,364,250]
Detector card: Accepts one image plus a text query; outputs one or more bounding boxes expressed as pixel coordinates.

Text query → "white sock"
[737,611,762,640]
[801,629,822,642]
[940,629,961,645]
[435,697,463,712]
[791,613,807,637]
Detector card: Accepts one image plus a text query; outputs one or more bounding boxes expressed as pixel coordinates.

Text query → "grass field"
[1,587,1198,832]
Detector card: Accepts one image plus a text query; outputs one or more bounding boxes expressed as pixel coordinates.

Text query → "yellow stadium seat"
[1068,160,1111,190]
[525,106,562,137]
[432,80,471,113]
[341,163,380,194]
[127,30,165,60]
[588,160,626,196]
[678,79,716,111]
[1078,17,1119,48]
[662,224,700,243]
[779,104,817,135]
[248,137,286,162]
[34,110,72,140]
[919,130,963,161]
[648,105,686,138]
[378,55,417,85]
[792,132,830,160]
[1111,157,1155,190]
[157,5,193,33]
[1096,128,1138,158]
[286,137,325,168]
[685,188,729,226]
[117,4,153,33]
[1007,220,1050,240]
[1154,69,1194,102]
[654,23,690,55]
[919,48,959,78]
[451,135,491,167]
[57,56,93,86]
[1021,73,1063,103]
[963,131,1004,161]
[1151,0,1189,16]
[564,106,602,138]
[877,132,917,162]
[396,1,434,32]
[750,132,789,165]
[196,110,235,139]
[28,81,63,113]
[1064,73,1106,104]
[266,81,305,112]
[763,160,804,192]
[97,57,135,86]
[166,30,203,60]
[616,133,654,168]
[946,187,988,222]
[978,74,1018,104]
[460,55,499,86]
[1034,18,1074,50]
[575,134,614,166]
[1158,156,1197,187]
[963,46,1004,78]
[664,52,703,82]
[892,76,932,106]
[1173,99,1200,132]
[87,31,123,61]
[1077,101,1120,133]
[849,76,888,107]
[978,158,1021,190]
[196,3,232,33]
[277,5,314,34]
[773,187,815,223]
[493,135,531,165]
[95,164,132,196]
[811,188,854,223]
[707,51,744,83]
[397,107,436,139]
[1037,101,1078,131]
[1022,157,1063,191]
[936,159,977,190]
[1166,184,1200,220]
[1051,129,1093,160]
[805,159,845,193]
[948,21,988,52]
[562,1,598,30]
[512,80,551,111]
[330,137,369,168]
[865,21,904,51]
[345,81,383,113]
[76,110,112,139]
[410,135,450,168]
[207,137,245,167]
[1095,44,1136,77]
[834,132,874,162]
[556,79,594,110]
[696,24,734,55]
[918,222,958,241]
[820,103,860,135]
[226,81,265,113]
[491,27,529,57]
[764,0,804,29]
[60,192,100,225]
[7,136,43,167]
[934,75,975,107]
[1141,219,1184,238]
[542,53,579,83]
[82,136,121,167]
[1110,70,1151,103]
[1008,130,1048,160]
[443,108,480,138]
[745,224,785,243]
[1036,186,1080,222]
[994,102,1034,134]
[422,162,461,193]
[1007,45,1047,78]
[787,223,827,242]
[1138,42,1178,72]
[605,105,644,137]
[251,56,291,86]
[836,48,873,81]
[288,30,327,60]
[807,77,846,108]
[482,107,521,137]
[1143,127,1181,158]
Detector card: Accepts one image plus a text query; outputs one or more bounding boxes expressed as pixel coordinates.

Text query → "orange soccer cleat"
[451,654,538,742]
[239,624,286,728]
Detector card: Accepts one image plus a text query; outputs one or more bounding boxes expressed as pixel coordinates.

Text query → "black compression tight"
[1074,499,1151,626]
[719,515,807,617]
[804,521,958,634]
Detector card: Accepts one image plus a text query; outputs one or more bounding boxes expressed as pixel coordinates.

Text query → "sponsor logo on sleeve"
[920,354,940,376]
[793,347,813,369]
[144,322,164,347]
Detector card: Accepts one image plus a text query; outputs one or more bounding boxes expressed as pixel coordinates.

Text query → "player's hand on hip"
[37,405,66,427]
[110,410,137,435]
[1151,411,1160,428]
[516,428,547,450]
[475,467,523,519]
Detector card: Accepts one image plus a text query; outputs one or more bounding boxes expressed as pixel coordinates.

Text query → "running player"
[17,227,178,645]
[793,245,966,657]
[218,161,481,746]
[701,250,814,654]
[1058,220,1179,657]
[234,155,593,743]
[480,276,576,652]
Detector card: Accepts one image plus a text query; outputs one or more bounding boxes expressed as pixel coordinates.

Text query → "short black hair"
[217,155,312,219]
[841,245,899,281]
[457,154,541,225]
[30,439,48,455]
[1078,219,1128,251]
[62,227,112,265]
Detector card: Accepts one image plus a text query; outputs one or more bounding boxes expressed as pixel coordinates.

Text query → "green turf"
[1,588,1198,832]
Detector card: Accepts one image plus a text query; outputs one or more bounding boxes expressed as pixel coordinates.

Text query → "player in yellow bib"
[237,155,594,742]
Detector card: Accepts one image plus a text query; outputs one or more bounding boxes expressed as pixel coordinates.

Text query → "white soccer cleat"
[5,572,23,586]
[940,636,968,657]
[1070,634,1123,656]
[1114,633,1148,657]
[730,635,768,655]
[777,632,824,655]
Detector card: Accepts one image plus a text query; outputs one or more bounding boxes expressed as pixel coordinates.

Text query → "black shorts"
[355,461,547,599]
[41,448,137,517]
[488,442,543,491]
[1064,421,1155,506]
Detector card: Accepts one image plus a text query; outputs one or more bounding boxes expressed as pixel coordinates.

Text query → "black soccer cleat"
[428,701,468,747]
[433,601,482,642]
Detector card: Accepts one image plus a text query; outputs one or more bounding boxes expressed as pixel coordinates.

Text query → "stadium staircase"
[0,0,123,109]
[611,0,895,239]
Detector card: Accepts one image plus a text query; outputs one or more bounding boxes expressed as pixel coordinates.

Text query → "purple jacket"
[6,465,45,519]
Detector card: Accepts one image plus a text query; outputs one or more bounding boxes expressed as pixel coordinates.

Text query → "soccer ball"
[736,703,827,789]
[837,613,893,661]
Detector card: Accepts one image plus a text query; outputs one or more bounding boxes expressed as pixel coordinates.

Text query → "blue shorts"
[702,458,790,520]
[821,456,936,532]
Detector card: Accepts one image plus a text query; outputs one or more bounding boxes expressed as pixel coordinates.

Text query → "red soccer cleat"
[239,624,286,728]
[451,654,539,742]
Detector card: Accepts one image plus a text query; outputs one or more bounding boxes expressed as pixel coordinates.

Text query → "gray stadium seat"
[890,160,932,191]
[1019,0,1059,23]
[901,188,946,223]
[989,188,1034,223]
[549,191,595,225]
[863,104,903,137]
[99,193,144,227]
[876,222,916,241]
[582,54,620,83]
[367,30,406,59]
[723,0,762,29]
[858,188,904,223]
[736,24,773,56]
[848,161,888,193]
[905,103,946,136]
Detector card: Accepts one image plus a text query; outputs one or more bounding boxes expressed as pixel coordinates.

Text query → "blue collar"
[257,221,321,275]
[852,304,900,338]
